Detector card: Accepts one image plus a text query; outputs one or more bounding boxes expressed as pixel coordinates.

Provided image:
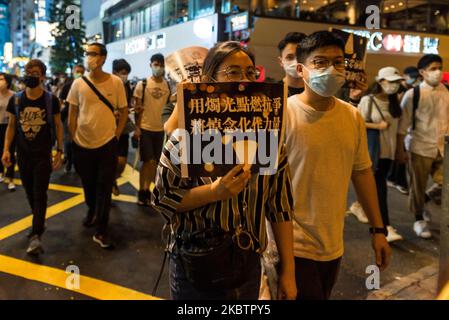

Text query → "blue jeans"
[169,251,261,300]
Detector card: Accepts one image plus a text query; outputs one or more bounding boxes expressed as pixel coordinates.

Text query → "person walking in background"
[59,64,85,173]
[111,59,134,197]
[134,53,170,207]
[357,67,404,243]
[0,73,16,191]
[67,43,128,249]
[396,54,449,239]
[1,59,63,255]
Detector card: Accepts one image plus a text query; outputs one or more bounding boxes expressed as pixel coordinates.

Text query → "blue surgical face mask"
[302,65,346,97]
[152,66,165,78]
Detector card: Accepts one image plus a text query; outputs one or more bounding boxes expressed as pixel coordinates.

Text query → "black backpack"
[13,90,56,147]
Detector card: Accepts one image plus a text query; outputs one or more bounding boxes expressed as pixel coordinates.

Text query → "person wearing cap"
[396,54,449,239]
[355,67,404,243]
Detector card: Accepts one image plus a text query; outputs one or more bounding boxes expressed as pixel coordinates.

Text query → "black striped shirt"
[152,130,294,253]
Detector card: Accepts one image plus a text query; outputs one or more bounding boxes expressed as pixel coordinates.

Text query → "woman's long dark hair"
[369,81,402,118]
[202,41,255,82]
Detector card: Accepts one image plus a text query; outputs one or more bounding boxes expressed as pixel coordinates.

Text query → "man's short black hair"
[403,66,420,78]
[296,31,345,63]
[113,59,131,74]
[0,72,13,89]
[417,54,442,70]
[88,42,107,56]
[278,32,307,55]
[25,59,47,76]
[150,53,165,65]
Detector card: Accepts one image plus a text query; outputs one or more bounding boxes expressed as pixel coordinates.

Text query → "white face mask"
[283,60,299,79]
[86,56,99,71]
[380,82,400,95]
[425,69,443,87]
[303,65,346,97]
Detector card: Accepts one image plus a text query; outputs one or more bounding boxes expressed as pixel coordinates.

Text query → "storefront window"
[192,0,215,19]
[151,2,163,31]
[163,0,176,27]
[176,0,189,23]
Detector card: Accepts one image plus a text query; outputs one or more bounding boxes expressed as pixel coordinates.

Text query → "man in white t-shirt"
[133,53,170,206]
[285,31,391,300]
[67,43,128,249]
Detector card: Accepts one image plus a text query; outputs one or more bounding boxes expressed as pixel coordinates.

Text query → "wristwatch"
[369,227,388,236]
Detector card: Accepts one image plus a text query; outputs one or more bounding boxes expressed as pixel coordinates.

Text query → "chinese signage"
[124,33,166,55]
[343,29,439,55]
[332,29,367,89]
[177,82,286,178]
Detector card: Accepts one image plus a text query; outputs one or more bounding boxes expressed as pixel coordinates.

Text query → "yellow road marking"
[12,179,83,194]
[0,254,160,300]
[121,164,140,190]
[112,194,137,203]
[0,194,85,241]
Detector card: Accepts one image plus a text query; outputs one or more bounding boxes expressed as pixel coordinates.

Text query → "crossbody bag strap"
[369,94,386,122]
[81,76,114,115]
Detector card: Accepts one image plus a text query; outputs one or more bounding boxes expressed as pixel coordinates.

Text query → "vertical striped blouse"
[152,130,294,253]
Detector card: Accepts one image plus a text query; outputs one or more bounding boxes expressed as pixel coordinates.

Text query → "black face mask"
[23,75,41,89]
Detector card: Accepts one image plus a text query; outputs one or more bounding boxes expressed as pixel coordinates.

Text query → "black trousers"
[387,161,408,189]
[17,152,52,237]
[375,159,393,227]
[0,124,16,179]
[73,138,117,235]
[62,119,73,167]
[295,256,342,300]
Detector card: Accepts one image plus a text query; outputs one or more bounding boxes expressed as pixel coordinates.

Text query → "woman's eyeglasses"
[215,66,258,81]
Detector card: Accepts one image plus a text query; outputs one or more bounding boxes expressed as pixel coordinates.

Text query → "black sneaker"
[137,190,148,206]
[82,211,96,227]
[93,233,114,249]
[112,181,120,196]
[27,235,44,255]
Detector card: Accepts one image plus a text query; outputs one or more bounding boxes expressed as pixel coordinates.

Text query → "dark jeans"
[387,161,408,189]
[73,138,117,235]
[17,152,52,237]
[169,246,261,300]
[375,159,393,226]
[62,120,73,167]
[295,256,341,300]
[0,124,16,179]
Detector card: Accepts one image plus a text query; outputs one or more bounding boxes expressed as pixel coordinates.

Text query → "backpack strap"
[142,79,147,105]
[412,85,420,130]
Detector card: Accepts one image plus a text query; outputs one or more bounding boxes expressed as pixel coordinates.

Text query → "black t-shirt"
[280,80,304,97]
[7,91,60,155]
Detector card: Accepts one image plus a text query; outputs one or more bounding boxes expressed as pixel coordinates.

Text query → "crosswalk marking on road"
[0,164,163,300]
[0,254,159,300]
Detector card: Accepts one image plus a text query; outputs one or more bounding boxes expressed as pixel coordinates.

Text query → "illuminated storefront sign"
[124,33,166,55]
[230,12,249,32]
[343,29,439,54]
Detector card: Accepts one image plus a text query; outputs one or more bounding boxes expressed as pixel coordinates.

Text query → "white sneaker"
[386,181,396,188]
[26,235,44,255]
[395,185,409,195]
[7,181,15,191]
[349,202,369,224]
[386,225,403,243]
[413,220,432,239]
